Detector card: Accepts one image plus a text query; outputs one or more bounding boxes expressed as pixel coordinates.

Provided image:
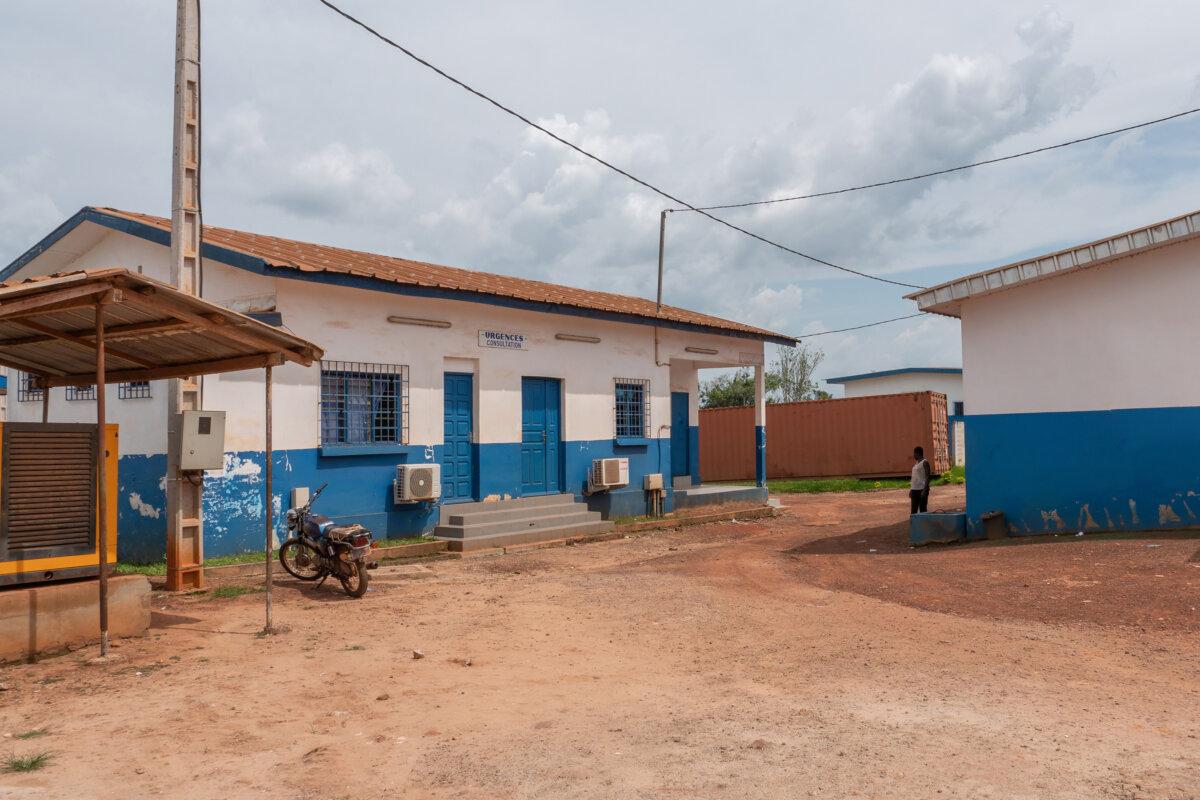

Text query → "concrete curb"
[153,540,449,589]
[457,504,778,558]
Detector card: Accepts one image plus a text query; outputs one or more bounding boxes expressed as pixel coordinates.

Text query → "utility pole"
[656,210,668,312]
[166,0,204,591]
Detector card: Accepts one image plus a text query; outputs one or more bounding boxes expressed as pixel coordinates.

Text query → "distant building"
[907,208,1200,536]
[826,367,965,465]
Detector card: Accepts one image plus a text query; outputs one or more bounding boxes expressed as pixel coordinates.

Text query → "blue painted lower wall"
[965,406,1200,537]
[114,436,678,562]
[688,425,701,486]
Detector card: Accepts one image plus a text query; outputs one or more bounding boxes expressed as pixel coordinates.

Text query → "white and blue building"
[3,207,790,561]
[908,208,1200,536]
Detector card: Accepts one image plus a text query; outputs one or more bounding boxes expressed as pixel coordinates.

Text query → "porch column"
[753,364,766,488]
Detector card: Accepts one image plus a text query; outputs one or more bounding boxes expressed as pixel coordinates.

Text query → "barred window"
[17,372,43,403]
[120,381,152,400]
[320,361,409,447]
[66,385,96,401]
[614,378,650,438]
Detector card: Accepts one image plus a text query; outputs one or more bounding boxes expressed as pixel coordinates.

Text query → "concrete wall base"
[0,575,151,663]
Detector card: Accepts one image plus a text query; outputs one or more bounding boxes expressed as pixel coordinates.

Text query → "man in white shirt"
[910,446,932,514]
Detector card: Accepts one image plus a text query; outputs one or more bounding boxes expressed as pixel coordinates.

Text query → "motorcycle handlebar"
[304,482,329,511]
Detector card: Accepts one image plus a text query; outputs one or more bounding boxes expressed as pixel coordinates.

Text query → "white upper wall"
[6,225,765,453]
[838,372,963,411]
[962,236,1200,416]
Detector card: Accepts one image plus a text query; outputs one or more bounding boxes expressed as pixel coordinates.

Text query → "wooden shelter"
[0,268,324,651]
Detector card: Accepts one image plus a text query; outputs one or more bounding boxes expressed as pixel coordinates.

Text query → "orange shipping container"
[699,392,949,481]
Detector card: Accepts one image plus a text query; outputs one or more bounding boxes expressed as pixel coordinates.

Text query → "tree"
[699,368,780,408]
[770,343,825,402]
[698,344,827,408]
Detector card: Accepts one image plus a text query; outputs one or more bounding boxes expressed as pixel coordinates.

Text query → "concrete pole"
[754,364,766,488]
[656,210,667,313]
[95,304,109,656]
[166,0,205,591]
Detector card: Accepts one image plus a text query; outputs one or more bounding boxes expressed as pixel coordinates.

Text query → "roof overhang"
[1,207,798,347]
[826,367,962,384]
[0,269,323,388]
[906,209,1200,317]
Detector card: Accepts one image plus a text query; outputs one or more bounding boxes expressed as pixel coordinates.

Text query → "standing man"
[910,446,932,514]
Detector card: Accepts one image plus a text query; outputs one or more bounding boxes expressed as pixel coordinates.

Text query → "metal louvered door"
[1,424,97,561]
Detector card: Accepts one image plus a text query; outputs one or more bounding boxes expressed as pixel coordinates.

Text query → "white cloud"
[0,154,63,261]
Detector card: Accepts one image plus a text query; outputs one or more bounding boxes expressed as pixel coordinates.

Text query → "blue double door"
[521,377,562,495]
[442,373,476,503]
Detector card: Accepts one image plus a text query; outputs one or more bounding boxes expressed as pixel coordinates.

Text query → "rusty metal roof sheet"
[80,207,793,344]
[0,269,322,387]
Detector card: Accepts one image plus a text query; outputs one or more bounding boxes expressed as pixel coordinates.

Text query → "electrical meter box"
[180,410,227,471]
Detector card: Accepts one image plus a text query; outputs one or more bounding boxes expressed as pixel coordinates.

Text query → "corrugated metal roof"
[906,209,1200,317]
[85,207,794,344]
[0,269,322,387]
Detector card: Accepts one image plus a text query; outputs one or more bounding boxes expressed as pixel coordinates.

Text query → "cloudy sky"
[2,1,1198,387]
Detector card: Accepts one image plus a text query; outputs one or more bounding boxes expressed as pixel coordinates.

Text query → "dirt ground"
[2,485,1198,799]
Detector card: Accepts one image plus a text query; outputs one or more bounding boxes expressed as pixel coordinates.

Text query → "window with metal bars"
[17,372,43,403]
[120,381,152,400]
[320,361,409,447]
[66,385,96,401]
[614,378,651,438]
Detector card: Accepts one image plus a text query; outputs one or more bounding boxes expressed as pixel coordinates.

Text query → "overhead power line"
[672,107,1200,212]
[315,0,924,290]
[796,312,928,339]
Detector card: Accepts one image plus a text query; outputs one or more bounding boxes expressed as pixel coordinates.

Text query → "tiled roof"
[907,208,1200,318]
[91,207,794,343]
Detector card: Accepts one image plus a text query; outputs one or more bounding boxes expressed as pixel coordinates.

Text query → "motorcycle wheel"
[279,539,322,581]
[340,558,369,598]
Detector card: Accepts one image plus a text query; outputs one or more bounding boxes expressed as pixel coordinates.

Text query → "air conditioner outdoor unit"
[588,457,629,493]
[394,464,441,503]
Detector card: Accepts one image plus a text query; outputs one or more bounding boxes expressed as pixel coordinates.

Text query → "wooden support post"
[95,305,110,657]
[40,383,49,423]
[264,365,274,634]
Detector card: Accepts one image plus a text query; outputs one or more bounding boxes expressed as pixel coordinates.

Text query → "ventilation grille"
[3,426,96,556]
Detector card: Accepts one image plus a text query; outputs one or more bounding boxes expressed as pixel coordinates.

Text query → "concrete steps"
[673,484,769,510]
[435,494,613,551]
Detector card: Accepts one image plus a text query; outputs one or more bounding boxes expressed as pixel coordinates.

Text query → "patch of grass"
[14,729,48,741]
[210,585,262,599]
[113,561,167,576]
[731,465,966,495]
[374,535,435,548]
[3,752,51,773]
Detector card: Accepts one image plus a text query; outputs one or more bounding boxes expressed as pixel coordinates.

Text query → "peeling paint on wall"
[127,492,161,519]
[1158,504,1182,525]
[1128,499,1140,526]
[1040,509,1064,532]
[1076,504,1098,530]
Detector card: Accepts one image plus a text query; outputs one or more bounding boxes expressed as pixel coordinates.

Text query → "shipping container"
[699,391,949,482]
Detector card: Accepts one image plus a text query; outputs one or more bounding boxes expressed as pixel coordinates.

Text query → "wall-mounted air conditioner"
[588,457,629,493]
[394,464,441,503]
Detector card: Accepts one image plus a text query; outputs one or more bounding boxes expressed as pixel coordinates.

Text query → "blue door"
[442,373,476,502]
[521,377,561,495]
[671,392,690,478]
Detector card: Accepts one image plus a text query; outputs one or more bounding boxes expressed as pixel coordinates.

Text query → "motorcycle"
[278,483,374,597]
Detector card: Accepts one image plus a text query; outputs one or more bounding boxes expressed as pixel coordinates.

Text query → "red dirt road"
[2,486,1198,799]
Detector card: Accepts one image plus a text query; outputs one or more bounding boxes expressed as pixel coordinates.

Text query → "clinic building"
[3,207,791,560]
[907,208,1200,536]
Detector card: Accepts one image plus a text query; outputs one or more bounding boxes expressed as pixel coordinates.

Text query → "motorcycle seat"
[325,523,367,541]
